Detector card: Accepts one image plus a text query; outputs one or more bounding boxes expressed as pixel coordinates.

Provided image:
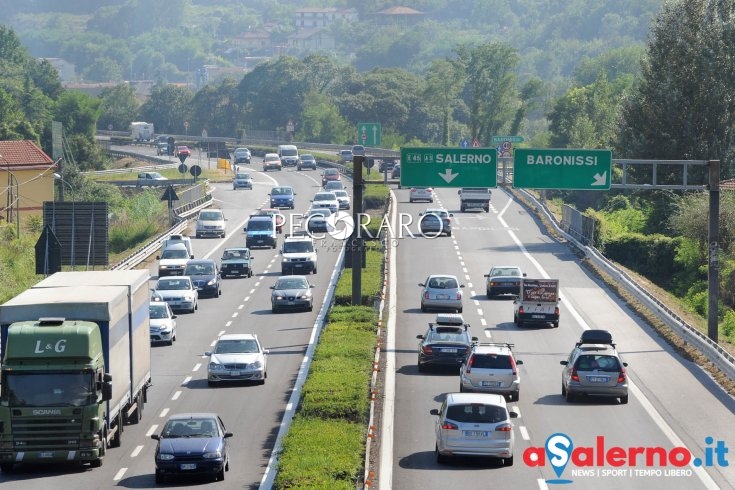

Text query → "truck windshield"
[161,249,189,259]
[2,372,94,407]
[248,220,273,231]
[281,149,297,156]
[283,242,313,253]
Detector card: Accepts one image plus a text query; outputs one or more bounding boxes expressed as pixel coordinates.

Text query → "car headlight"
[298,294,310,299]
[250,360,263,369]
[159,453,175,461]
[209,362,224,371]
[203,450,222,459]
[207,278,216,285]
[185,294,195,301]
[282,258,289,263]
[274,295,284,300]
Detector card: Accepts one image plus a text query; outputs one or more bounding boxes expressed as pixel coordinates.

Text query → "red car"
[321,168,341,187]
[174,146,191,158]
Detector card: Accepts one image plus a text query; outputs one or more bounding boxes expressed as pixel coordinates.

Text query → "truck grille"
[11,414,84,449]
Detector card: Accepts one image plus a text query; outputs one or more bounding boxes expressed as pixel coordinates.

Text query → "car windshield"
[325,169,338,175]
[471,354,512,369]
[248,220,272,231]
[426,210,448,217]
[445,404,507,424]
[281,148,297,156]
[158,279,190,290]
[149,304,170,319]
[235,148,249,155]
[265,155,279,161]
[576,355,621,372]
[302,155,315,161]
[161,248,189,259]
[214,339,259,354]
[284,241,313,253]
[222,249,247,260]
[491,268,521,277]
[235,173,250,179]
[185,263,215,275]
[314,193,336,201]
[427,277,458,289]
[275,278,308,289]
[334,191,348,198]
[163,418,219,438]
[428,331,467,343]
[200,211,223,221]
[272,187,292,196]
[308,210,330,218]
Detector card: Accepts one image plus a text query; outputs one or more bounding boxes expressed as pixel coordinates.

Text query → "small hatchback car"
[419,274,465,313]
[206,333,268,386]
[430,392,517,466]
[560,330,629,404]
[459,343,523,401]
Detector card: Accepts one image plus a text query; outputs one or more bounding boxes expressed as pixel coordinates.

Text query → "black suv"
[417,314,477,372]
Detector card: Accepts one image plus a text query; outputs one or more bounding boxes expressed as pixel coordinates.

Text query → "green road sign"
[400,147,497,188]
[513,148,612,190]
[492,135,524,144]
[357,122,381,146]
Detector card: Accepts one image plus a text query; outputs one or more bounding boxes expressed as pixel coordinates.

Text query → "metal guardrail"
[519,189,735,383]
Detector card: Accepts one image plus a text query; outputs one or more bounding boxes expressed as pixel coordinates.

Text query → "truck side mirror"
[102,381,113,401]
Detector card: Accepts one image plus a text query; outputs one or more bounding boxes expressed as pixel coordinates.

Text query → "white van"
[278,144,299,167]
[161,234,194,259]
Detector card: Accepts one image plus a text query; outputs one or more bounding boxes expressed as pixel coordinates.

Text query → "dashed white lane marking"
[182,376,192,385]
[520,426,530,441]
[238,304,245,310]
[244,296,251,302]
[159,408,169,418]
[113,468,127,481]
[225,321,232,327]
[480,318,487,326]
[171,391,182,401]
[146,425,158,437]
[250,288,256,294]
[192,363,202,371]
[232,312,239,318]
[131,445,144,458]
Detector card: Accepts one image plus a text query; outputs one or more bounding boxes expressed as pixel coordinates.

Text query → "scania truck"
[0,270,151,471]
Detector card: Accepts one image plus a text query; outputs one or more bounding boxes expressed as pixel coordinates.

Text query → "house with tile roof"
[0,140,57,228]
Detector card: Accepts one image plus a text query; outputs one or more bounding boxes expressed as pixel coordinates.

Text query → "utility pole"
[351,155,365,306]
[708,160,720,342]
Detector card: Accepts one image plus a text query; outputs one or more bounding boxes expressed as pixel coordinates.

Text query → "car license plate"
[39,451,54,458]
[180,463,197,470]
[464,431,489,437]
[436,294,449,300]
[481,381,501,387]
[441,348,458,353]
[532,314,545,319]
[230,371,241,376]
[588,376,609,383]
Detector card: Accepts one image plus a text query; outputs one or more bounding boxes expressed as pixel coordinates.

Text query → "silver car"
[232,172,253,190]
[156,276,198,313]
[418,208,453,237]
[270,275,314,313]
[419,274,465,313]
[459,343,523,401]
[560,331,629,404]
[206,333,268,386]
[333,189,350,210]
[149,301,177,345]
[431,392,517,466]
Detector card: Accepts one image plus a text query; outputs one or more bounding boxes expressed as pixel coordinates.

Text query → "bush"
[602,233,682,287]
[334,246,384,305]
[363,184,389,210]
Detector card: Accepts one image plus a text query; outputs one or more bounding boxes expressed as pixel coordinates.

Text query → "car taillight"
[555,306,560,316]
[427,188,433,192]
[466,356,474,373]
[617,367,626,383]
[422,345,433,355]
[495,423,512,432]
[455,291,462,300]
[510,356,518,375]
[441,421,459,430]
[424,291,430,299]
[518,306,524,315]
[571,368,579,382]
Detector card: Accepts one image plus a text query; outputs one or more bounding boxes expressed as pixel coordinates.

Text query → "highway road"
[384,186,735,489]
[0,158,344,488]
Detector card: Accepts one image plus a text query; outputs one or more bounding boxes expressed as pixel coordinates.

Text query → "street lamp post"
[54,173,75,269]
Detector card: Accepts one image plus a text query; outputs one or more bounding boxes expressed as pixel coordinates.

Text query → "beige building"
[0,140,57,228]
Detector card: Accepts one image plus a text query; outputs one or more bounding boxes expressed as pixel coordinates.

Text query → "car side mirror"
[190,255,194,259]
[156,255,160,260]
[429,409,440,416]
[471,337,478,342]
[523,273,527,277]
[416,335,424,339]
[310,285,315,288]
[457,190,461,195]
[418,212,424,216]
[460,284,465,288]
[483,274,489,277]
[509,411,519,418]
[623,362,628,367]
[418,283,425,287]
[224,432,233,438]
[172,314,177,319]
[263,349,270,355]
[151,434,160,441]
[516,360,523,365]
[243,227,247,231]
[560,360,568,365]
[269,286,275,289]
[205,351,212,356]
[449,213,454,217]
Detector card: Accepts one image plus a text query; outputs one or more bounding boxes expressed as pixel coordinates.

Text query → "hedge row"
[601,232,683,287]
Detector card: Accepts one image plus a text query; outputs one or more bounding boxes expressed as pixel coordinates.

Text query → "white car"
[156,276,198,313]
[332,189,350,210]
[431,392,517,466]
[149,301,177,345]
[157,243,191,277]
[206,333,268,386]
[311,191,339,214]
[410,187,434,203]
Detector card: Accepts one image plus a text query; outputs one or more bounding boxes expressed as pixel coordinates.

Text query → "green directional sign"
[357,122,381,146]
[513,148,612,190]
[492,135,524,144]
[400,147,497,188]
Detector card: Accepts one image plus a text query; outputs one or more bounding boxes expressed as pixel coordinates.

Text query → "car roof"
[224,247,249,251]
[265,152,279,157]
[217,333,257,341]
[471,342,514,355]
[435,313,465,325]
[427,274,458,279]
[163,243,188,250]
[166,412,221,421]
[324,168,339,173]
[576,344,618,354]
[186,259,216,265]
[445,392,507,406]
[158,276,192,283]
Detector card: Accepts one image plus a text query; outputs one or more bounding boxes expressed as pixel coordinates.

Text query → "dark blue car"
[269,186,295,209]
[152,413,233,484]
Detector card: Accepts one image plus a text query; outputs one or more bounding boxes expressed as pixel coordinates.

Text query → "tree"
[98,84,140,132]
[454,42,520,145]
[423,59,464,146]
[297,92,352,144]
[139,83,194,134]
[618,0,735,179]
